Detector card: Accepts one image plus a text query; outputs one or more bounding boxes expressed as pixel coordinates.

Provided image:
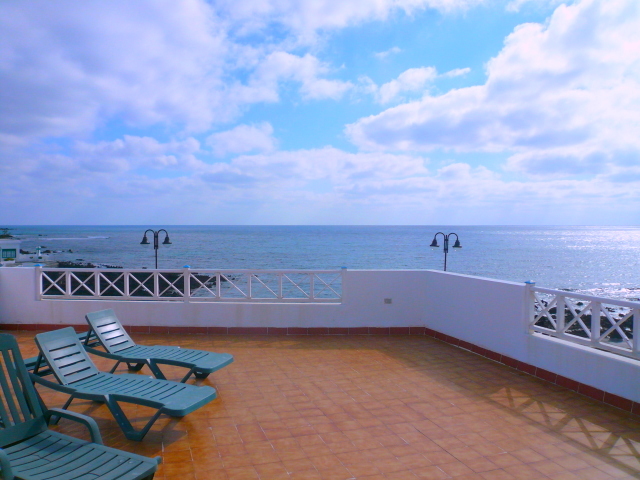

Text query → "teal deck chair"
[32,328,217,441]
[0,333,160,480]
[85,309,233,383]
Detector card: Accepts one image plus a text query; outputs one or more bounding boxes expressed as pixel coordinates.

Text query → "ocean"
[4,225,640,301]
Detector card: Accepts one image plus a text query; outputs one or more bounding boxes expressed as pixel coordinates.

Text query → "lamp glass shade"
[162,235,172,245]
[140,235,150,245]
[429,239,439,248]
[452,239,462,248]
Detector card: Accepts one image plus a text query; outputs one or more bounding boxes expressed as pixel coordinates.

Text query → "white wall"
[0,267,428,328]
[422,271,640,403]
[1,266,639,402]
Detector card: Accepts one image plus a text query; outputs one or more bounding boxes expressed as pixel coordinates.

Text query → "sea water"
[5,225,640,301]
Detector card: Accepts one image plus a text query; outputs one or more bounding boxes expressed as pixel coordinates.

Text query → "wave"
[22,236,110,241]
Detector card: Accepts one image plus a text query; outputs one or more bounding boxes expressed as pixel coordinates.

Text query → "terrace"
[1,266,640,479]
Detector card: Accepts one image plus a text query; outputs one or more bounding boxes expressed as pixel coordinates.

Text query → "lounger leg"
[194,371,210,380]
[109,360,123,373]
[49,394,76,425]
[146,360,167,380]
[179,368,197,383]
[126,362,145,372]
[107,399,163,441]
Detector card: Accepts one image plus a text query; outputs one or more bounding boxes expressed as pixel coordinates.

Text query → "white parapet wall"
[0,267,428,328]
[1,266,639,403]
[422,271,640,404]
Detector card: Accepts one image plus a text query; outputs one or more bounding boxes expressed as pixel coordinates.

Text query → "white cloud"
[374,47,402,59]
[366,66,470,104]
[73,136,205,173]
[215,0,486,44]
[0,0,356,143]
[377,67,438,103]
[207,123,277,157]
[347,0,640,178]
[0,0,232,138]
[247,52,353,101]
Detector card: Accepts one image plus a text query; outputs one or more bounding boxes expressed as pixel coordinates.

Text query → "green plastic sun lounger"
[84,309,233,383]
[0,333,160,480]
[31,327,217,441]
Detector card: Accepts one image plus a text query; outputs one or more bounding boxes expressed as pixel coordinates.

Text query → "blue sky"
[1,0,639,225]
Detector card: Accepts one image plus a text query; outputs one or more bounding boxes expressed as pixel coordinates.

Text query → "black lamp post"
[430,232,461,271]
[140,229,171,269]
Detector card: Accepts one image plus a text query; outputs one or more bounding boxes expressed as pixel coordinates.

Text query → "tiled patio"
[9,331,640,480]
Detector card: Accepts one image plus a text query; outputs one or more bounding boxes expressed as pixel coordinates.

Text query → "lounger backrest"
[0,334,48,447]
[85,309,136,354]
[34,327,100,386]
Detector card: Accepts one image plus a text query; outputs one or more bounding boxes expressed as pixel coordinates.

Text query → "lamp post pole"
[430,232,461,271]
[140,229,172,269]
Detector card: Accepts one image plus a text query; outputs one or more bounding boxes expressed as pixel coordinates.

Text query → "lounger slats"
[33,328,217,438]
[4,431,154,480]
[85,309,234,382]
[0,333,159,479]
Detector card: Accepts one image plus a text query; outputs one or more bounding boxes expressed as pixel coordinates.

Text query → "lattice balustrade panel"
[313,273,342,300]
[158,272,185,298]
[189,272,218,299]
[69,271,95,296]
[128,272,155,297]
[532,291,558,332]
[562,298,592,340]
[41,271,66,296]
[598,303,633,352]
[249,273,279,299]
[219,273,249,299]
[98,271,125,297]
[281,273,311,299]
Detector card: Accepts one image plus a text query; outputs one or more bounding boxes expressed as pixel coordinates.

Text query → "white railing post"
[591,302,601,346]
[633,308,640,357]
[248,273,253,300]
[525,281,535,333]
[309,273,315,301]
[216,272,221,299]
[183,266,191,303]
[556,295,565,338]
[278,273,283,300]
[65,270,72,298]
[153,271,159,299]
[95,271,101,298]
[35,264,43,300]
[341,267,347,303]
[124,271,130,298]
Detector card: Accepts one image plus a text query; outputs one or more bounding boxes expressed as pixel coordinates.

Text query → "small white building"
[0,238,59,266]
[0,238,20,265]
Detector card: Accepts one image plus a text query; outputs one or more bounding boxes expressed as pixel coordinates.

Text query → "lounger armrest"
[29,372,76,395]
[83,346,123,361]
[44,408,103,444]
[109,393,166,410]
[0,448,15,480]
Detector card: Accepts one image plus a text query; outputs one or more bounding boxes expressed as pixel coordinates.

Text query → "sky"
[1,0,639,225]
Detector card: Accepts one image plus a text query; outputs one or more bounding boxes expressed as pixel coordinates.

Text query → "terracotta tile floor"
[9,331,640,480]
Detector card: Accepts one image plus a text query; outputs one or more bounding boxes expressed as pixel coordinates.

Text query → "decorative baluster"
[633,308,639,358]
[183,266,191,302]
[557,296,565,338]
[591,302,601,345]
[124,271,130,299]
[310,274,315,300]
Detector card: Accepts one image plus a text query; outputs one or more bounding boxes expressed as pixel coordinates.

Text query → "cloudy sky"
[1,0,639,225]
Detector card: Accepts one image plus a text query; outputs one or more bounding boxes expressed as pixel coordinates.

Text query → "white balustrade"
[37,267,343,303]
[530,286,639,359]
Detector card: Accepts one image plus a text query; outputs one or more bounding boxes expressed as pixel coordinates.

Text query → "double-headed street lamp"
[140,229,171,269]
[430,232,461,271]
